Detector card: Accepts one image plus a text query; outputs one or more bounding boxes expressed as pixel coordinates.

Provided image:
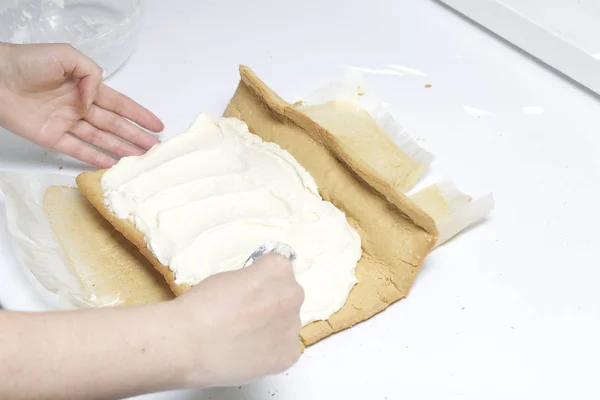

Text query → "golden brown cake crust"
[76,171,191,297]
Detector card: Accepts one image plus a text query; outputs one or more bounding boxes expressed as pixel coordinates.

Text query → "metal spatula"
[243,240,297,267]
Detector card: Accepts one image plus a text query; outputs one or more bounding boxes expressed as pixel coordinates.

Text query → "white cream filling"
[101,114,362,325]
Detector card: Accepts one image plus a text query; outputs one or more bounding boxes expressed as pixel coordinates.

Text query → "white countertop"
[439,0,600,95]
[1,0,600,398]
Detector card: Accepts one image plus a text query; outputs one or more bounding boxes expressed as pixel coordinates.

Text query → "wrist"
[139,300,200,390]
[164,296,217,389]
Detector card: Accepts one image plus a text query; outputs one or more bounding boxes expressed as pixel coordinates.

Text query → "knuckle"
[253,253,294,278]
[261,253,293,269]
[283,282,304,308]
[93,63,103,77]
[294,283,305,306]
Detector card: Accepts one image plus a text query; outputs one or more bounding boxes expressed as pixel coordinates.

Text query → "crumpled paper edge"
[298,70,494,243]
[0,171,121,309]
[415,179,495,247]
[299,70,435,172]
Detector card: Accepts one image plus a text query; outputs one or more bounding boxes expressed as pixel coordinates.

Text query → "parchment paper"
[0,173,91,308]
[0,172,173,309]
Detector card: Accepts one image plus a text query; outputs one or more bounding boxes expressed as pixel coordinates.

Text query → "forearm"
[0,302,193,400]
[0,42,14,130]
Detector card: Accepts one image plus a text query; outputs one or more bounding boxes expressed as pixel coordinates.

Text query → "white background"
[439,0,600,94]
[1,0,600,399]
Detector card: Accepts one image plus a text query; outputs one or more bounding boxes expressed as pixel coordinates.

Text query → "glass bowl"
[0,0,143,78]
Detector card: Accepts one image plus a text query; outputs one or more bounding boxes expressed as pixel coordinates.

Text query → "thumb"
[77,72,102,114]
[56,44,103,115]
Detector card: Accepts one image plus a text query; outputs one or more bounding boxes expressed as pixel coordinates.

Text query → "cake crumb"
[461,306,465,310]
[424,84,432,88]
[58,166,63,170]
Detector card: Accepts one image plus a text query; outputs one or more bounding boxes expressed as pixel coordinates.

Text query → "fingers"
[249,254,303,372]
[53,134,117,169]
[53,43,163,135]
[249,253,295,280]
[250,253,305,307]
[69,120,145,158]
[77,74,103,114]
[85,104,160,151]
[95,84,164,132]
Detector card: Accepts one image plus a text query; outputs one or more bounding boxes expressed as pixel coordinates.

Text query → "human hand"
[173,254,305,388]
[0,255,303,399]
[0,42,163,168]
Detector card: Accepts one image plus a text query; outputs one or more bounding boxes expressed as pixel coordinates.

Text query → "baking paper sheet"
[0,172,95,308]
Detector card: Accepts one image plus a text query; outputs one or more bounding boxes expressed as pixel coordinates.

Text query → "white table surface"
[438,0,600,95]
[1,0,600,398]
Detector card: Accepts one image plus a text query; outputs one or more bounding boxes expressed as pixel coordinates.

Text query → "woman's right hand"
[0,254,304,399]
[173,253,305,388]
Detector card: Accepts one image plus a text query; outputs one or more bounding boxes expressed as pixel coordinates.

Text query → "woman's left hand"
[0,42,163,168]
